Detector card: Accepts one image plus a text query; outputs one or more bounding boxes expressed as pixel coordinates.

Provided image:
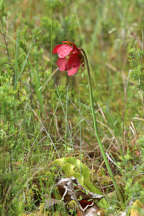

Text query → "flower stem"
[81,49,123,203]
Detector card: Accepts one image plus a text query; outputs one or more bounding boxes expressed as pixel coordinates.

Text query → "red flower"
[53,41,84,76]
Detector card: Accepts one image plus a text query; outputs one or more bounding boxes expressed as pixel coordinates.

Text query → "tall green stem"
[81,49,123,203]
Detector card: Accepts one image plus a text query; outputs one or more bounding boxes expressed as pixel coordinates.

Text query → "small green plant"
[53,157,101,194]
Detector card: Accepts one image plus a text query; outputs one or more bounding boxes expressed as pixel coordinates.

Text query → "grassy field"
[1,0,144,215]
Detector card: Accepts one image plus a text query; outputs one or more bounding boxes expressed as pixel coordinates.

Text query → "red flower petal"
[67,54,81,69]
[67,65,80,76]
[62,41,80,54]
[66,54,81,76]
[53,44,62,54]
[56,58,67,71]
[53,44,73,58]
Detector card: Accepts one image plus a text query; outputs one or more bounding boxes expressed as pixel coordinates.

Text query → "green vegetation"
[0,0,144,215]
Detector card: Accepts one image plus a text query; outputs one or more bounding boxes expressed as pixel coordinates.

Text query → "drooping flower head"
[53,41,84,76]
